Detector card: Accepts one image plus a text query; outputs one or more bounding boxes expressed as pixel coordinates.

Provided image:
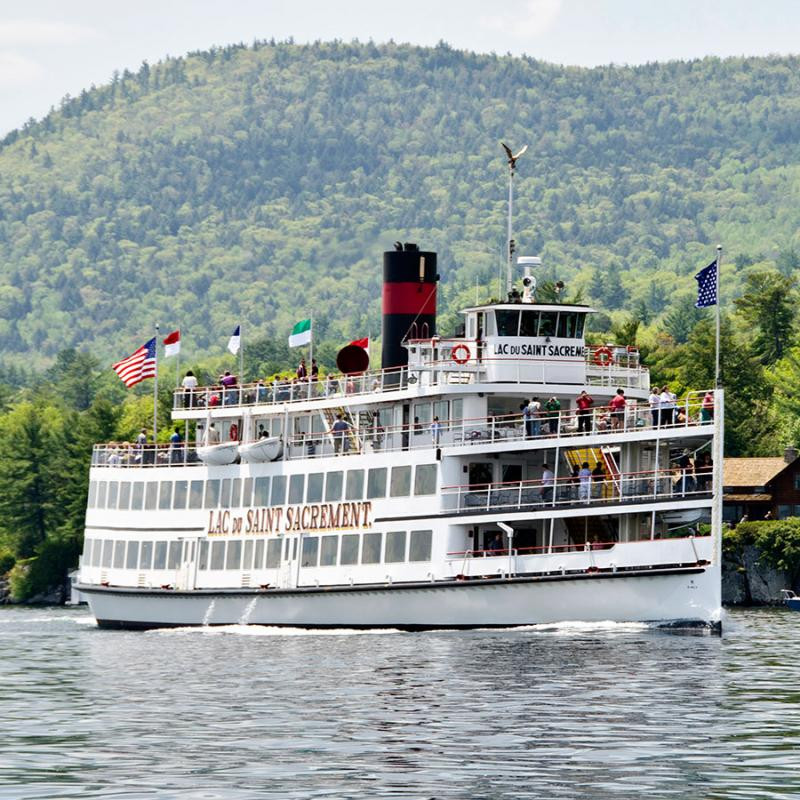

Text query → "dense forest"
[1,40,800,599]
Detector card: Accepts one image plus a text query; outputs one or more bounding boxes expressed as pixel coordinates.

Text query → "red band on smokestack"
[382,282,437,315]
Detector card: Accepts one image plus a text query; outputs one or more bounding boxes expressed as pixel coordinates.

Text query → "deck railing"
[91,391,715,468]
[171,347,650,412]
[441,467,712,514]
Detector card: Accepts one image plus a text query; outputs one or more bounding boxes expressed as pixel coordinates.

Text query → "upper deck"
[171,341,648,418]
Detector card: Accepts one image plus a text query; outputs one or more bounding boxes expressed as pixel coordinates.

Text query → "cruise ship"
[77,244,723,630]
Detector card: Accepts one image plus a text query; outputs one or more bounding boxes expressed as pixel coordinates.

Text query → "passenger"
[592,462,606,498]
[220,371,238,405]
[701,390,714,423]
[258,424,269,440]
[528,397,541,437]
[649,385,661,427]
[169,427,184,464]
[296,358,307,380]
[540,463,555,503]
[578,462,592,501]
[544,396,561,435]
[659,385,676,427]
[331,413,351,454]
[576,390,594,434]
[325,373,338,396]
[182,370,198,408]
[487,532,503,554]
[430,416,442,446]
[345,376,356,394]
[256,380,268,403]
[310,358,319,381]
[568,465,580,500]
[610,388,626,430]
[205,422,220,445]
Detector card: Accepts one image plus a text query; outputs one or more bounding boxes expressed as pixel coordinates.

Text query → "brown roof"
[723,458,789,488]
[723,493,772,502]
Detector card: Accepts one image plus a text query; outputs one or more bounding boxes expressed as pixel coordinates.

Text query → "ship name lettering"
[223,502,372,536]
[494,343,582,358]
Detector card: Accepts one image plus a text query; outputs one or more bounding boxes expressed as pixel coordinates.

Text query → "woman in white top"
[659,385,676,427]
[181,370,198,408]
[648,386,660,427]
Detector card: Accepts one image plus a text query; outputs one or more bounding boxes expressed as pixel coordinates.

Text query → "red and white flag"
[112,338,157,388]
[349,337,369,352]
[162,329,181,358]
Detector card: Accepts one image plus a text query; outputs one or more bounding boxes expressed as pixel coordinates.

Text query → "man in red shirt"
[609,388,626,430]
[576,390,594,433]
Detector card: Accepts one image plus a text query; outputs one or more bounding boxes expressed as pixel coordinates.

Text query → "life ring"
[229,423,239,441]
[452,344,470,365]
[593,346,613,366]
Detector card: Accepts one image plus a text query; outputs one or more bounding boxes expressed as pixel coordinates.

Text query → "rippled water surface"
[1,607,798,799]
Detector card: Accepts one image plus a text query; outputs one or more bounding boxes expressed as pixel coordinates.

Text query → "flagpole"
[239,322,245,384]
[154,323,159,444]
[175,332,180,389]
[715,245,722,389]
[309,314,313,371]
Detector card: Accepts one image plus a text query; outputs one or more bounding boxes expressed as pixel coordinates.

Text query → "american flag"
[112,337,157,387]
[695,260,717,308]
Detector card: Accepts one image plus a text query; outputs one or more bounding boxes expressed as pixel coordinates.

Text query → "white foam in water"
[151,624,404,637]
[72,615,98,626]
[500,620,651,634]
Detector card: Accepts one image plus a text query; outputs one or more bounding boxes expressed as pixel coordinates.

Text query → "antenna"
[501,142,528,296]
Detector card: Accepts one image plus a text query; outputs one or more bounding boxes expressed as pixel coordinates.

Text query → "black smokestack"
[381,244,438,376]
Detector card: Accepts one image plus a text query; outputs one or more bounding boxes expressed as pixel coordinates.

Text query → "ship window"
[346,470,364,500]
[220,478,232,508]
[496,309,520,336]
[204,480,220,509]
[91,539,102,568]
[414,464,437,496]
[575,315,585,338]
[118,482,131,510]
[326,471,343,501]
[242,477,253,507]
[557,312,578,338]
[361,532,382,564]
[88,481,97,508]
[82,538,93,562]
[254,477,271,506]
[226,540,242,570]
[271,475,287,506]
[101,540,113,568]
[320,535,338,566]
[198,540,208,570]
[520,310,539,337]
[390,466,411,497]
[168,541,181,570]
[307,473,324,502]
[231,478,242,508]
[132,481,144,510]
[153,541,168,570]
[189,480,204,509]
[414,403,432,429]
[159,481,173,510]
[340,534,359,565]
[254,539,265,569]
[97,481,107,508]
[139,540,152,570]
[266,539,281,569]
[538,312,557,337]
[126,541,139,570]
[173,480,188,510]
[243,540,254,570]
[410,530,433,562]
[113,540,125,569]
[145,481,158,510]
[289,474,305,504]
[434,401,448,423]
[107,481,118,510]
[292,538,298,560]
[451,399,463,422]
[302,537,319,567]
[210,541,225,570]
[385,531,407,563]
[367,468,387,499]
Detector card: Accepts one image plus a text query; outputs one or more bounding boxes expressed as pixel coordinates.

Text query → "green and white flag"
[288,318,312,347]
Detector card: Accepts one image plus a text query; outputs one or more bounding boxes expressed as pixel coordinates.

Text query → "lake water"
[0,607,798,799]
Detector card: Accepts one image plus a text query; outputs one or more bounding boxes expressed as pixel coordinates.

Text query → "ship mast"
[501,141,528,296]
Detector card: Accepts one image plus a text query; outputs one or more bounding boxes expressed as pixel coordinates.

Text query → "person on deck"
[430,416,442,446]
[169,428,184,464]
[331,413,351,454]
[181,370,198,408]
[649,386,661,428]
[578,462,592,501]
[610,388,626,430]
[576,390,594,434]
[701,390,714,423]
[540,463,555,503]
[296,358,307,380]
[544,397,561,435]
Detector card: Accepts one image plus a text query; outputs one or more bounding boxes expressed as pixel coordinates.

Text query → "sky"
[1,0,799,135]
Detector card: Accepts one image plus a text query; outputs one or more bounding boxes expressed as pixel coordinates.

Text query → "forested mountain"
[1,40,800,369]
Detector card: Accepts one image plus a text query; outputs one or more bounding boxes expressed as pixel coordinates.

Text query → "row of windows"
[83,530,433,572]
[88,464,438,511]
[494,310,585,339]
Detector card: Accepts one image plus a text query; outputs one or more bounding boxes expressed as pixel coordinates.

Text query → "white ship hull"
[80,564,721,630]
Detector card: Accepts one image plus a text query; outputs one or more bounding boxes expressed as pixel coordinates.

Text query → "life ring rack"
[593,346,613,367]
[451,344,470,365]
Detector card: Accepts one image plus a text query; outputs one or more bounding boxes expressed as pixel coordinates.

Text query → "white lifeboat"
[196,442,239,466]
[238,437,283,463]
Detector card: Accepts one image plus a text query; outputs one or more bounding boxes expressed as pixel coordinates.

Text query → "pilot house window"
[495,310,520,336]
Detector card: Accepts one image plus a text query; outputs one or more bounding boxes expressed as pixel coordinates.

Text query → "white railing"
[441,467,712,514]
[91,390,715,468]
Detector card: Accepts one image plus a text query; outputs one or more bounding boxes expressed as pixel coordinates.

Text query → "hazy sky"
[1,0,799,135]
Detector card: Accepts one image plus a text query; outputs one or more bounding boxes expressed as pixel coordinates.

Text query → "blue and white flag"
[227,325,241,355]
[695,260,717,308]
